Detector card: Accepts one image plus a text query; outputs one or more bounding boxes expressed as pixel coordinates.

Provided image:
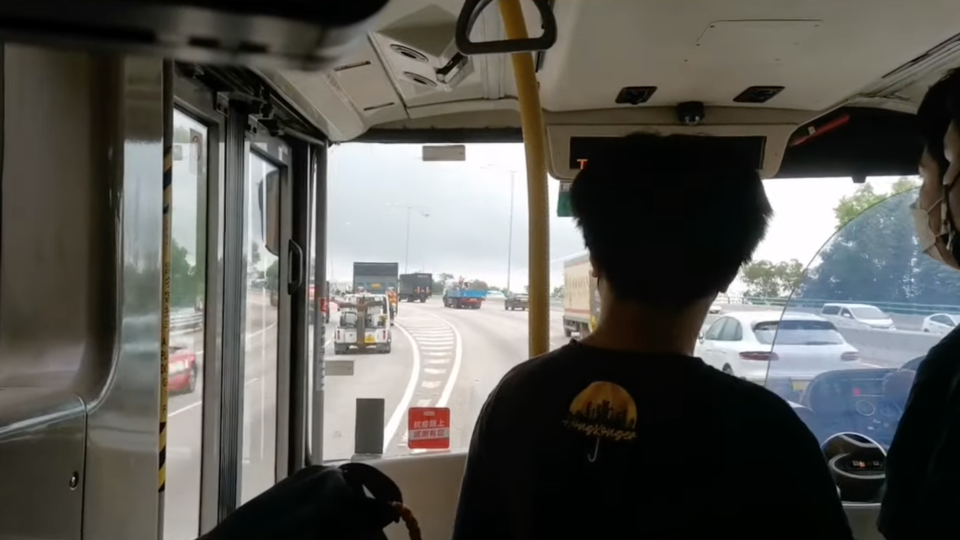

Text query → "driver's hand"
[200,464,406,540]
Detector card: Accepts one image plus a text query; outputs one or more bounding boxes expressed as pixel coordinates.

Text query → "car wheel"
[188,366,198,393]
[722,364,734,375]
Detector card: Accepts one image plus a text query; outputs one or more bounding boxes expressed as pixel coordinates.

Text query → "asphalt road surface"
[162,298,934,540]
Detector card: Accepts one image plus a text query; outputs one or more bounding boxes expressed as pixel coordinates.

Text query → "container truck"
[399,272,433,302]
[352,262,399,294]
[562,254,600,337]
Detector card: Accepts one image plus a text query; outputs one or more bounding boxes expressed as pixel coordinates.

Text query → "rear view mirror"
[258,170,280,256]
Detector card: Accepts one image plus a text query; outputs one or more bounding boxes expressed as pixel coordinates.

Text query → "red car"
[168,345,198,394]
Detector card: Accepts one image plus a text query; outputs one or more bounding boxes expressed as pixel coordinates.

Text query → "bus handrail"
[455,0,557,56]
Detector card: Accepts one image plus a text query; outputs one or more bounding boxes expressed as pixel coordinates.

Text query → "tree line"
[740,177,960,307]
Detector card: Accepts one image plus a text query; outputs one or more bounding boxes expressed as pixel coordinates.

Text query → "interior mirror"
[258,169,280,256]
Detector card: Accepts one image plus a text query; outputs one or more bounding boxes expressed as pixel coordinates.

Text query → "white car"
[708,301,723,314]
[922,313,960,335]
[486,290,506,300]
[695,311,865,397]
[819,302,896,331]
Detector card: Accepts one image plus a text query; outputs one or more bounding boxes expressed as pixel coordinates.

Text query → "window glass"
[821,305,840,315]
[753,319,845,346]
[849,306,886,319]
[239,150,280,503]
[719,319,742,341]
[703,319,725,340]
[164,110,208,540]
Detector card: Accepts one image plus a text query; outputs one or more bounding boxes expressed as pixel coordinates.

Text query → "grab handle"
[455,0,557,55]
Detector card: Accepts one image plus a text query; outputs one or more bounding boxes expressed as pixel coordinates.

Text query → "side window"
[719,319,743,341]
[840,308,853,318]
[949,317,958,328]
[704,318,727,340]
[821,305,840,315]
[931,314,948,325]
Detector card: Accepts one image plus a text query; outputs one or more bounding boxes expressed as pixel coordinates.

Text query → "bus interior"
[0,1,958,540]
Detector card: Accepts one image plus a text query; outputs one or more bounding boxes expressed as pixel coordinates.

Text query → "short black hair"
[569,132,772,306]
[918,68,960,173]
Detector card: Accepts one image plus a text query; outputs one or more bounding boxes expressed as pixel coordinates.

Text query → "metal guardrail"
[170,311,204,334]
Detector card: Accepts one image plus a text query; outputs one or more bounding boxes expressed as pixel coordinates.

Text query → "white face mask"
[912,198,946,263]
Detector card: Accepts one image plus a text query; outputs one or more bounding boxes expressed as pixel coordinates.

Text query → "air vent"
[390,44,428,63]
[403,72,438,87]
[615,86,657,105]
[733,86,784,103]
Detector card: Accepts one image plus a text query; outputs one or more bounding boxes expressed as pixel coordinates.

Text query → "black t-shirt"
[452,341,853,540]
[880,326,960,540]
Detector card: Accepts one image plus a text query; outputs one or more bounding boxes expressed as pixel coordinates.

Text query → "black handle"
[287,240,304,295]
[455,0,557,56]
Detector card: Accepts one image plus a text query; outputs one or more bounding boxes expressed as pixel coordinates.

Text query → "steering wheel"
[821,433,886,503]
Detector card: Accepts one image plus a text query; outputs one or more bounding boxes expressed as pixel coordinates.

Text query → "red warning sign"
[408,407,451,450]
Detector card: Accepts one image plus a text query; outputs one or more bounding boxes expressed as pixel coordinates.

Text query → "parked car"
[708,301,723,314]
[505,293,529,311]
[168,345,199,394]
[695,311,866,401]
[819,302,895,330]
[922,313,960,335]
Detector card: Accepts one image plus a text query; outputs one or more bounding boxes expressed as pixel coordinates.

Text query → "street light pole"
[507,171,515,293]
[404,205,411,273]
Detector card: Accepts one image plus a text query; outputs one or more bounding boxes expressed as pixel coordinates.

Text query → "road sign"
[422,144,466,162]
[408,407,450,450]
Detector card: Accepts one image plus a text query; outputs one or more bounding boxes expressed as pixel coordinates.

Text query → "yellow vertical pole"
[159,58,173,538]
[499,0,550,357]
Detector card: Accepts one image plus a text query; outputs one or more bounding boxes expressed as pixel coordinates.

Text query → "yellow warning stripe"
[159,145,173,493]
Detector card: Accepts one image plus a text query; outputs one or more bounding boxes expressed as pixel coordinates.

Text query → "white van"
[819,303,896,331]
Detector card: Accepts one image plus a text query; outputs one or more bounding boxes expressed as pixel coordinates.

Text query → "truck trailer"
[562,254,600,337]
[399,272,433,302]
[352,262,399,294]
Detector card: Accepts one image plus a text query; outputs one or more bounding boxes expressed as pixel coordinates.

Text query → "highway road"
[161,298,939,540]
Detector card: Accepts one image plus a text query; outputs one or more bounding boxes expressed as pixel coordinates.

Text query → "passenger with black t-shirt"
[451,133,853,540]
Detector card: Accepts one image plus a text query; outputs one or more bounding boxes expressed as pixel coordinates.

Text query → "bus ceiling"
[0,0,390,70]
[9,0,950,182]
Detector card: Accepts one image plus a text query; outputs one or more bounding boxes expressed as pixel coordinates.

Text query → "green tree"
[834,177,918,229]
[266,259,280,291]
[740,259,804,298]
[552,285,565,298]
[468,279,489,291]
[170,240,201,308]
[801,179,960,306]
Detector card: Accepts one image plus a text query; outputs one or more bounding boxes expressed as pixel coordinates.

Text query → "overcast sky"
[167,125,911,293]
[325,142,908,292]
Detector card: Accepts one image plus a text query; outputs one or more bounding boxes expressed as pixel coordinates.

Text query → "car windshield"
[850,306,886,319]
[753,320,845,345]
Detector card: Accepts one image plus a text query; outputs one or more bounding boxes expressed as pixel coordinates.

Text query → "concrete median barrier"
[835,327,941,367]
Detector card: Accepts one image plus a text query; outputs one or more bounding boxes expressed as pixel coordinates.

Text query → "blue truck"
[442,282,487,309]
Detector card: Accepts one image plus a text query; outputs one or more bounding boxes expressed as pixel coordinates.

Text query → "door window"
[239,150,282,503]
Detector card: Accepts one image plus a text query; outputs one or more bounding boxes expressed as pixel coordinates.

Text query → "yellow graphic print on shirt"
[563,381,638,462]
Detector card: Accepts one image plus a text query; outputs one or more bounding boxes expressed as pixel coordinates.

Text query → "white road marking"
[425,358,450,365]
[421,380,441,389]
[436,316,464,409]
[424,368,446,375]
[383,322,421,453]
[420,345,452,351]
[416,398,432,407]
[423,351,450,357]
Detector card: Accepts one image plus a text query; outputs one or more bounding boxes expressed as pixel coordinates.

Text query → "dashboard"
[796,368,905,447]
[784,361,923,504]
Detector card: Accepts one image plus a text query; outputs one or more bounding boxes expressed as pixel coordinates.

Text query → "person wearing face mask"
[879,68,960,540]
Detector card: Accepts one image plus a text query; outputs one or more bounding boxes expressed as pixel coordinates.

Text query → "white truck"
[562,254,600,338]
[333,293,392,354]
